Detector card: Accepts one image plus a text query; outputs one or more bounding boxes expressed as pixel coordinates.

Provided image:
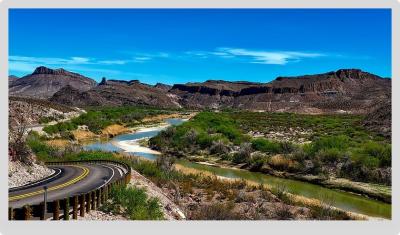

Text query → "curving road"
[9,163,127,208]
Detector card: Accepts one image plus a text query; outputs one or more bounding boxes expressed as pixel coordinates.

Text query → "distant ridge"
[10,66,391,114]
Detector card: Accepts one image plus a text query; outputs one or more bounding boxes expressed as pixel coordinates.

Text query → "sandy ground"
[112,139,162,155]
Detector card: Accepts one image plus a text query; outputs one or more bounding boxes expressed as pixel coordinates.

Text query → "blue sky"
[9,9,391,84]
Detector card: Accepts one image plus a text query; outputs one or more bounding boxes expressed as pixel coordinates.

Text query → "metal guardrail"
[9,160,132,220]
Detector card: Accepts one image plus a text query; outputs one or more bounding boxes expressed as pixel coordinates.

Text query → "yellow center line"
[9,165,90,202]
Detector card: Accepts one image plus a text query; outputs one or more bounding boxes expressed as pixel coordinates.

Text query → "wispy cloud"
[132,56,152,63]
[221,48,324,65]
[9,55,131,67]
[185,48,325,65]
[8,55,129,76]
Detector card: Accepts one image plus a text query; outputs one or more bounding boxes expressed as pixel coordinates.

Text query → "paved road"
[9,163,127,208]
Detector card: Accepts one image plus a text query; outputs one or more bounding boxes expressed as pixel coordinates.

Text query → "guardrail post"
[63,198,70,220]
[125,171,131,185]
[79,195,85,217]
[96,189,101,207]
[72,196,78,219]
[91,191,96,210]
[23,205,31,220]
[104,185,108,202]
[99,188,104,204]
[39,202,46,220]
[8,207,14,220]
[86,193,91,213]
[53,200,60,220]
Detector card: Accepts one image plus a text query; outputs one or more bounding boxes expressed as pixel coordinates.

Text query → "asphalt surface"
[9,163,127,208]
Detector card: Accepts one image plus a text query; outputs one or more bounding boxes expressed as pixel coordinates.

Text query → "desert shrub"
[232,142,252,164]
[26,133,57,162]
[251,138,281,154]
[315,148,347,164]
[38,116,57,124]
[102,185,163,220]
[43,121,77,135]
[279,141,297,154]
[360,141,391,167]
[248,152,267,171]
[310,135,350,154]
[268,155,295,171]
[291,148,308,162]
[271,185,291,203]
[209,140,230,155]
[184,129,198,143]
[275,204,294,219]
[189,202,241,220]
[156,155,175,173]
[133,160,163,179]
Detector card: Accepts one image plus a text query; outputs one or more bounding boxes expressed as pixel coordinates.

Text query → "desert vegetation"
[101,185,164,220]
[149,111,391,186]
[25,134,358,220]
[42,106,184,136]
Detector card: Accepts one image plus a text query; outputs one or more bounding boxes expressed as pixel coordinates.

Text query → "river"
[83,118,391,219]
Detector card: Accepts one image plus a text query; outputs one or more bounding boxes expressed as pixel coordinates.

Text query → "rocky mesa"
[9,66,97,98]
[169,69,391,114]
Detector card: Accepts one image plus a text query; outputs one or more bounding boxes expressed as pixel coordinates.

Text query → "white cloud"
[8,55,131,78]
[215,48,325,65]
[97,60,128,65]
[8,55,134,73]
[133,56,152,63]
[184,48,324,65]
[70,57,91,64]
[9,56,92,65]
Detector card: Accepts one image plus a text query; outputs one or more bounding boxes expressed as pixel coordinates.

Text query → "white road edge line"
[96,164,115,190]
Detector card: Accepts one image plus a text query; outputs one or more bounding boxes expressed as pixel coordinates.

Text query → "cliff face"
[170,69,391,113]
[9,66,97,98]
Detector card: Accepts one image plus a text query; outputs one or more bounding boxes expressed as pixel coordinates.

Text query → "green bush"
[315,148,346,163]
[43,121,77,135]
[248,153,266,171]
[311,135,350,153]
[26,134,57,162]
[251,138,281,154]
[361,141,391,167]
[102,185,164,220]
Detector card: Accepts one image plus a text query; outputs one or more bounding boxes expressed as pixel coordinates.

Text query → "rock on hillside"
[8,75,19,85]
[154,83,172,91]
[9,66,97,98]
[9,96,80,127]
[9,160,54,188]
[363,100,391,138]
[50,77,181,108]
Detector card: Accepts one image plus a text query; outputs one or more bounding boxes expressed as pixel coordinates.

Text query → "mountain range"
[9,66,391,115]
